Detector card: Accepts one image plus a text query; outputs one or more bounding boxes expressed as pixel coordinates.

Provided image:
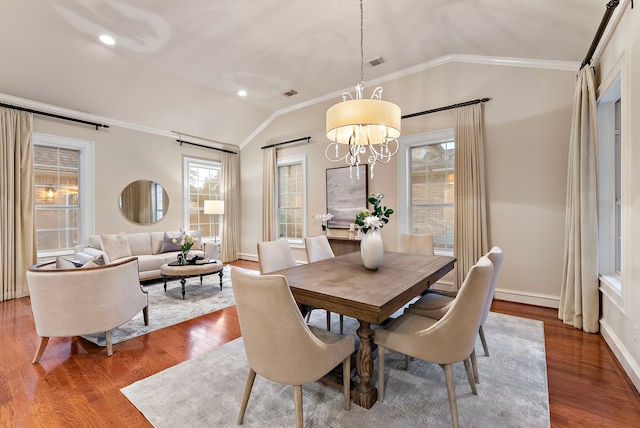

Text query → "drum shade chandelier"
[325,0,401,179]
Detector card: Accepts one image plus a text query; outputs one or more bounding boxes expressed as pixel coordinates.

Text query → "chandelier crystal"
[325,0,401,179]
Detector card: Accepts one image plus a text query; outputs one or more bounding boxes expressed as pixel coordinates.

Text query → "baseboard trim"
[600,318,640,394]
[494,288,559,309]
[238,253,258,262]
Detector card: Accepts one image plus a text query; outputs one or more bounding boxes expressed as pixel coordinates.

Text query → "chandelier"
[325,0,401,179]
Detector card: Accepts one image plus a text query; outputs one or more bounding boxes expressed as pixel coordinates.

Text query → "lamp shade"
[204,200,224,215]
[326,98,401,145]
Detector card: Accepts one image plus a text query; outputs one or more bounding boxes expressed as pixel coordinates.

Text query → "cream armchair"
[26,257,149,363]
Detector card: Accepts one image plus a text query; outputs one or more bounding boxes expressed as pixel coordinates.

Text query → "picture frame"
[326,165,368,229]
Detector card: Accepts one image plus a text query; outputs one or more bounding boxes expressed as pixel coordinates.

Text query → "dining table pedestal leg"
[353,320,377,409]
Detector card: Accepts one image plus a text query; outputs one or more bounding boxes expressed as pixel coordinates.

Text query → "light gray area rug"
[82,265,247,346]
[122,311,550,427]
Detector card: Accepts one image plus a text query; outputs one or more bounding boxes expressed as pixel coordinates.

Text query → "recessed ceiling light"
[237,90,247,97]
[99,34,116,45]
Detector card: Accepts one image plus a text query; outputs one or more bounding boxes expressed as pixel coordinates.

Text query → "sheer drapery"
[220,152,240,262]
[1,107,36,301]
[558,66,599,333]
[454,103,488,288]
[262,147,276,241]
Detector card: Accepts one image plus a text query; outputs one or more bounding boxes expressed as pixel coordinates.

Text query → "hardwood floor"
[1,259,639,427]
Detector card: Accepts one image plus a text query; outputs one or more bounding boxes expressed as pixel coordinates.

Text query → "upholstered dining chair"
[304,235,344,333]
[397,233,434,256]
[230,267,354,428]
[258,239,328,329]
[374,256,494,428]
[405,246,504,382]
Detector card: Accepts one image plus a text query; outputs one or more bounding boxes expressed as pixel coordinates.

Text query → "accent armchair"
[26,257,149,363]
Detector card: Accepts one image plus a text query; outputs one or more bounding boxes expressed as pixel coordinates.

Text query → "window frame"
[276,154,307,247]
[398,129,455,255]
[183,157,221,240]
[33,133,94,259]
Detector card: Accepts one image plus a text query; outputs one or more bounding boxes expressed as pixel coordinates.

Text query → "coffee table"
[160,260,224,299]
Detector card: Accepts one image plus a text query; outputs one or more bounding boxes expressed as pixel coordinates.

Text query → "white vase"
[361,229,384,270]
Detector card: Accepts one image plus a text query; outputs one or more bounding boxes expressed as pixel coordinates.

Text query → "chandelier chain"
[360,0,364,85]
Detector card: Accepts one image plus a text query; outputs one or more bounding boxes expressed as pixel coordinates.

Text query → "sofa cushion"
[135,254,166,273]
[159,231,184,253]
[126,233,153,256]
[100,233,133,261]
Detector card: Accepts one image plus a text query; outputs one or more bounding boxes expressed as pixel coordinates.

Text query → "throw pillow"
[55,257,81,269]
[180,228,203,250]
[159,231,184,253]
[100,233,132,261]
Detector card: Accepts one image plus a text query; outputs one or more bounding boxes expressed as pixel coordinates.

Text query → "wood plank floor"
[1,259,639,427]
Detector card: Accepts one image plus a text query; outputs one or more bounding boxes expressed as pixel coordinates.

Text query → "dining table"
[272,250,456,409]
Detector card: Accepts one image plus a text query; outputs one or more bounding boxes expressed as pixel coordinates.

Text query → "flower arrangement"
[313,213,334,231]
[173,234,198,264]
[355,193,394,234]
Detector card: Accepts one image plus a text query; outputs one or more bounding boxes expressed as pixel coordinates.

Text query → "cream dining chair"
[258,239,330,330]
[374,256,494,428]
[405,246,504,382]
[231,267,354,428]
[304,235,344,333]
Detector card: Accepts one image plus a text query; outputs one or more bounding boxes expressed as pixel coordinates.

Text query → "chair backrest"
[398,234,434,256]
[257,239,296,274]
[304,235,335,263]
[481,246,504,325]
[416,256,494,363]
[230,267,352,385]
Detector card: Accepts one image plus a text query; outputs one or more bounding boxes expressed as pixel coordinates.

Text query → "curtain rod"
[402,98,490,120]
[261,136,311,150]
[177,139,237,154]
[580,0,620,70]
[0,102,110,130]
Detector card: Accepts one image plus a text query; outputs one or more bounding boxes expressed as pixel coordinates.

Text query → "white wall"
[596,1,640,392]
[240,60,575,308]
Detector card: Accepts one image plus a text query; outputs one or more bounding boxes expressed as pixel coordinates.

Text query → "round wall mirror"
[119,180,169,225]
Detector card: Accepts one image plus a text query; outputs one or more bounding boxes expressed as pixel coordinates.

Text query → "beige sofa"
[74,231,220,281]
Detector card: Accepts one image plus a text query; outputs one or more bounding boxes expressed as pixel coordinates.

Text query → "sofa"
[74,230,220,281]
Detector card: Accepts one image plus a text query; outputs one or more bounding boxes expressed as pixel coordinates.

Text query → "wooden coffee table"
[160,260,224,299]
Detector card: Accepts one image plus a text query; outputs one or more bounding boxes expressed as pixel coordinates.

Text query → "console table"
[327,236,361,256]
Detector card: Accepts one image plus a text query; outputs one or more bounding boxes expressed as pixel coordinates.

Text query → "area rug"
[82,265,251,346]
[121,311,550,427]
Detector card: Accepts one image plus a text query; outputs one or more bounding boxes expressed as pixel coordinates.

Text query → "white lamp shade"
[326,98,401,145]
[204,200,224,215]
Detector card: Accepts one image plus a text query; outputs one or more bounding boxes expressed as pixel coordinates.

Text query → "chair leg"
[471,349,479,384]
[143,305,149,326]
[326,311,331,331]
[404,354,410,370]
[294,384,303,428]
[339,314,344,334]
[238,368,256,425]
[378,345,386,402]
[479,325,489,356]
[442,364,460,428]
[463,358,478,395]
[342,355,351,410]
[32,337,49,364]
[305,310,311,322]
[105,330,113,356]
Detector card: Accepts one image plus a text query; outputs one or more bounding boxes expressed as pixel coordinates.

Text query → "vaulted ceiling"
[0,0,607,147]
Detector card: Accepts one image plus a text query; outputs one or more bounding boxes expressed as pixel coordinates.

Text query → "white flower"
[313,213,334,226]
[363,215,382,230]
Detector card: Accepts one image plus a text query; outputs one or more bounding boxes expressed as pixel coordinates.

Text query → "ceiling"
[0,0,608,147]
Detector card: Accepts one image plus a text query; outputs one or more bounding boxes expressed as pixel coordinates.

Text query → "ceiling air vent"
[283,89,298,97]
[368,57,386,67]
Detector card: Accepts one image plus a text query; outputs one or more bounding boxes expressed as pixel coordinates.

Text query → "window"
[398,129,455,253]
[277,155,306,245]
[184,157,221,238]
[34,134,94,258]
[597,76,622,296]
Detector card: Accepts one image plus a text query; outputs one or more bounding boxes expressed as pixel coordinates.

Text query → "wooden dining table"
[272,250,456,409]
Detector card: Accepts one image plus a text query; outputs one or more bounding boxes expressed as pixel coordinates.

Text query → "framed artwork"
[326,165,368,229]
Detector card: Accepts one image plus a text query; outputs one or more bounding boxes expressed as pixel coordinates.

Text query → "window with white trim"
[183,157,221,238]
[277,155,306,245]
[34,133,94,259]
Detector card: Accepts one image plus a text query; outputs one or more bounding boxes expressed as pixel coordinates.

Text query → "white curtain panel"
[0,108,36,301]
[220,152,240,263]
[262,147,276,242]
[454,103,489,288]
[558,66,599,333]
